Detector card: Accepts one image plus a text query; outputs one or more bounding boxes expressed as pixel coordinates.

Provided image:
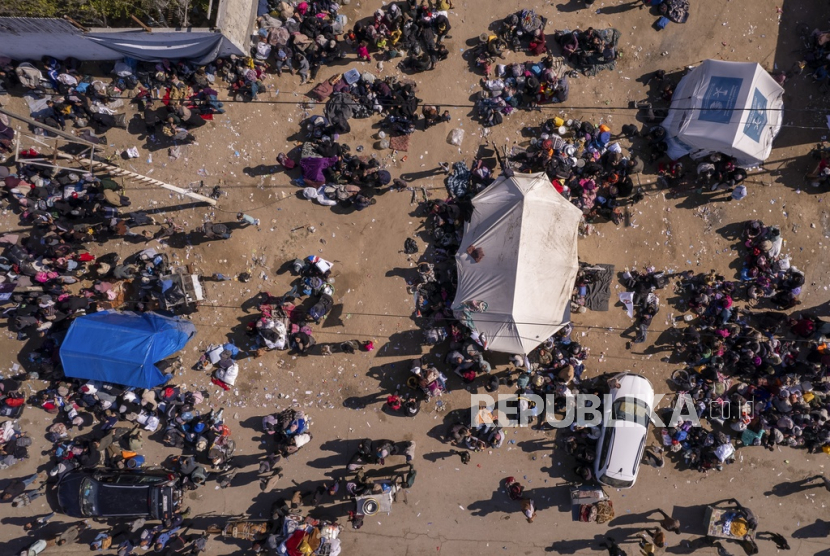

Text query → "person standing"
[654,509,680,533]
[520,497,537,523]
[260,467,284,492]
[636,528,665,555]
[90,531,113,551]
[56,521,89,546]
[24,512,55,532]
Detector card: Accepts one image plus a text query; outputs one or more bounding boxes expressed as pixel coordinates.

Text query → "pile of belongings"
[475,56,569,126]
[652,0,691,24]
[0,414,30,470]
[277,516,342,555]
[307,70,420,137]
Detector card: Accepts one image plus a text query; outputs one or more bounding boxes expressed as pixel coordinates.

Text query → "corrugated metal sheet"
[0,17,81,36]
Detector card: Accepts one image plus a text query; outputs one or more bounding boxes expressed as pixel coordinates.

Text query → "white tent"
[452,172,582,355]
[661,60,783,166]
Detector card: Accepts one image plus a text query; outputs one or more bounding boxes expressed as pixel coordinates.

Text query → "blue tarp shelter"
[60,311,196,389]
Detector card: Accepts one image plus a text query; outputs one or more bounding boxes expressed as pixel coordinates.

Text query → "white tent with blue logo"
[661,60,783,166]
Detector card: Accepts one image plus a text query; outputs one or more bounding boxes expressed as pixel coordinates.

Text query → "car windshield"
[599,474,634,489]
[612,397,651,424]
[80,477,97,517]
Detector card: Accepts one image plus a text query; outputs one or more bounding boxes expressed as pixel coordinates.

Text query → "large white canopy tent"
[452,172,582,355]
[661,60,784,166]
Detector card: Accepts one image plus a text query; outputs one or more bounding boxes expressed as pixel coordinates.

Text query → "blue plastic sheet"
[60,310,196,389]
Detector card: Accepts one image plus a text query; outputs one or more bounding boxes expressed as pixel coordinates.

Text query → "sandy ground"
[3,0,830,554]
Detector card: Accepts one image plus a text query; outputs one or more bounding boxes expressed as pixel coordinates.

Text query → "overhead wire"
[103,91,830,130]
[111,92,826,112]
[182,299,822,347]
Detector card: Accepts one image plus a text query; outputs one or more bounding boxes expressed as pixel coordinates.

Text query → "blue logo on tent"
[743,88,768,143]
[699,76,743,124]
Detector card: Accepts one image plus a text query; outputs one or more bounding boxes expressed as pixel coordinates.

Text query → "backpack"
[404,238,418,254]
[309,294,333,321]
[302,276,325,296]
[508,482,524,500]
[581,121,596,136]
[424,327,447,345]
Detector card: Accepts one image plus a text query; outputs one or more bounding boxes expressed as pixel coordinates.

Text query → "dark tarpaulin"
[582,263,615,312]
[86,31,225,65]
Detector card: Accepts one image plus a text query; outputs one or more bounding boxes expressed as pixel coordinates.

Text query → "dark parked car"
[57,470,179,520]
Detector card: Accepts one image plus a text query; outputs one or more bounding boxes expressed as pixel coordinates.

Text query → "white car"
[594,373,655,489]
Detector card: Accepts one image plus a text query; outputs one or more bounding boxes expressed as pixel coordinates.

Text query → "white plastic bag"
[447,128,465,146]
[619,291,635,319]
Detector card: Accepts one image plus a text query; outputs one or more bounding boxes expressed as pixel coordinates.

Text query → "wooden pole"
[63,15,90,33]
[131,15,153,32]
[53,152,217,206]
[1,105,216,206]
[0,106,96,147]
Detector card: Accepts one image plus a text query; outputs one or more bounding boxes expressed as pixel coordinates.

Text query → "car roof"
[96,483,152,516]
[602,423,647,481]
[612,373,655,404]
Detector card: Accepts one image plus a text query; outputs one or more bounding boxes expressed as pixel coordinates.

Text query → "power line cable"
[184,300,819,346]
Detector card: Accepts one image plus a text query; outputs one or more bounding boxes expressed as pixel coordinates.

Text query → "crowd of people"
[438,116,647,226]
[0,1,827,555]
[471,10,574,124]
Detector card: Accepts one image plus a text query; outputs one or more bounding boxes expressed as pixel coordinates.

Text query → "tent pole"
[0,106,216,206]
[52,152,217,206]
[0,106,96,147]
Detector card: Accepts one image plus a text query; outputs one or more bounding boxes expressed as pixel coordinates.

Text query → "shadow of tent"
[769,0,822,152]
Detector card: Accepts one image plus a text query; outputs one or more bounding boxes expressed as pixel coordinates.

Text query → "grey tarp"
[582,263,615,312]
[452,172,582,354]
[85,32,225,65]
